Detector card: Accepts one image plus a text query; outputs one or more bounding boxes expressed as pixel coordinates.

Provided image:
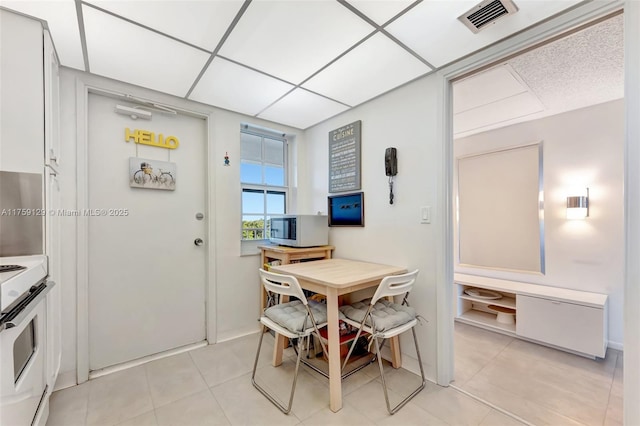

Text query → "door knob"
[194,238,204,246]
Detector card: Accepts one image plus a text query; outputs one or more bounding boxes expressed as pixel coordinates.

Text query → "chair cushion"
[264,300,328,333]
[340,298,416,332]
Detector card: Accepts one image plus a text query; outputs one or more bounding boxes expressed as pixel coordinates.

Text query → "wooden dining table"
[269,258,407,412]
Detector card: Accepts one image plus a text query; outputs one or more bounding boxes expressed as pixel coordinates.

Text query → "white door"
[87,93,207,371]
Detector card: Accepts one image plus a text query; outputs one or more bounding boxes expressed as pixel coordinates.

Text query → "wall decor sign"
[125,128,180,149]
[129,157,176,191]
[329,120,361,193]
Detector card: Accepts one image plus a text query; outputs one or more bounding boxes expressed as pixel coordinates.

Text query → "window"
[241,126,287,241]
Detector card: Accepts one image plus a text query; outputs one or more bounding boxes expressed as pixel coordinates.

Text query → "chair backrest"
[371,270,419,305]
[258,269,308,305]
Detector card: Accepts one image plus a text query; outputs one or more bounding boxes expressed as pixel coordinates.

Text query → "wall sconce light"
[566,188,589,219]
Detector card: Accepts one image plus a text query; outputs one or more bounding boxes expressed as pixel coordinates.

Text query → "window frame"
[240,127,288,243]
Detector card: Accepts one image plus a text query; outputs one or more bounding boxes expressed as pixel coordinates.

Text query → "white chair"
[339,270,425,414]
[252,269,328,414]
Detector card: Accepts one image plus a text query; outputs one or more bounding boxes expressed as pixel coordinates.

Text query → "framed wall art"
[129,157,176,191]
[329,120,361,193]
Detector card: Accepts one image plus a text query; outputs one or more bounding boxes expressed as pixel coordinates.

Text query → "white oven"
[1,258,53,426]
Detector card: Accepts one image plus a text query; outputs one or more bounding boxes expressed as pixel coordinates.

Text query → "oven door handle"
[0,281,55,332]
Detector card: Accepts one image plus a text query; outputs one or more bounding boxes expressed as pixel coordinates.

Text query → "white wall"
[55,68,305,385]
[303,75,443,379]
[454,100,625,347]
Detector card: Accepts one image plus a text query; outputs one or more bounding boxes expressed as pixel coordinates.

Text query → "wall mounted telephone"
[385,148,397,204]
[385,147,397,176]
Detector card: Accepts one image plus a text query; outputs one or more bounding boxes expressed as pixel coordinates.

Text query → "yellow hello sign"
[125,128,180,149]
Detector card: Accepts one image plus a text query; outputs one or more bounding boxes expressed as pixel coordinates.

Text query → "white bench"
[454,273,608,359]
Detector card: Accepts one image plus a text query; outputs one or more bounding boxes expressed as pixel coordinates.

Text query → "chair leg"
[251,330,305,414]
[373,335,393,414]
[251,328,266,383]
[374,327,427,415]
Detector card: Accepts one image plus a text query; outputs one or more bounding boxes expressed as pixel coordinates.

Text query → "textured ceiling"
[454,13,624,137]
[1,0,589,129]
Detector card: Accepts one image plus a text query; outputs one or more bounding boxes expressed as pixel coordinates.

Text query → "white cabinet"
[44,29,61,176]
[517,295,606,358]
[455,273,608,358]
[0,10,45,174]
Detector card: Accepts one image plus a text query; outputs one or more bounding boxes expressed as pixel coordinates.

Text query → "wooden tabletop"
[258,244,334,254]
[270,258,406,294]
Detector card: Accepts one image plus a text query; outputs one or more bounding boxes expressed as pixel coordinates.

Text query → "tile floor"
[453,322,623,426]
[46,324,622,426]
[47,331,522,426]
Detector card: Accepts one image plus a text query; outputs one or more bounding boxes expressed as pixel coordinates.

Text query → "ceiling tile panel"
[453,64,528,114]
[344,0,416,26]
[82,6,211,97]
[302,32,431,106]
[258,89,350,129]
[218,0,375,84]
[85,0,244,51]
[386,0,582,68]
[454,91,544,136]
[1,0,84,69]
[189,57,294,116]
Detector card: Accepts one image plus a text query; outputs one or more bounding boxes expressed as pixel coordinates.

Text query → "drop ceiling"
[1,0,589,129]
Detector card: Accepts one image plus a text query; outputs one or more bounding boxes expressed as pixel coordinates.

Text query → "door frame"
[436,1,640,422]
[434,0,628,385]
[75,77,217,383]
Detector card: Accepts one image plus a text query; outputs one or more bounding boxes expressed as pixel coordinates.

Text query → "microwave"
[269,215,328,247]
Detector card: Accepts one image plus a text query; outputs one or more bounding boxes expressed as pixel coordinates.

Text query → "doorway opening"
[449,11,624,425]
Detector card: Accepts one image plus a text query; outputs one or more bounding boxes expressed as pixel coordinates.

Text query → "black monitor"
[328,192,364,227]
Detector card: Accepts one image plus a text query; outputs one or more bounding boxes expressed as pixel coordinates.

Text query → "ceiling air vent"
[458,0,519,34]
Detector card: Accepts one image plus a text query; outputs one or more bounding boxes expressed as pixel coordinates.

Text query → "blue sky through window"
[241,162,284,186]
[240,163,261,184]
[242,190,285,221]
[241,161,285,220]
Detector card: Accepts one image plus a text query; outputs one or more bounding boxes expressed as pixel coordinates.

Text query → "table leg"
[272,333,285,367]
[386,296,402,368]
[326,287,342,412]
[389,336,402,368]
[272,294,290,367]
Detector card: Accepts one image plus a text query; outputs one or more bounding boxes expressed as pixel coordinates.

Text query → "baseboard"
[53,370,77,392]
[608,341,624,351]
[216,328,260,343]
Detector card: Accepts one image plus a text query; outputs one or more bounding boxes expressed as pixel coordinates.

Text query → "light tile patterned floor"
[47,325,621,426]
[453,322,623,426]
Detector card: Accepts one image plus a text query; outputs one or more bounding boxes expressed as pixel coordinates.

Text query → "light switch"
[420,206,431,224]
